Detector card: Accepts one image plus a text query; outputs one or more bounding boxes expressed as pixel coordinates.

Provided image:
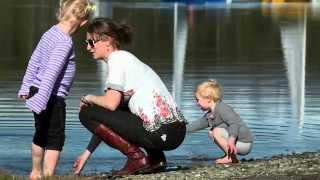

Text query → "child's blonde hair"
[195,79,222,102]
[57,0,95,22]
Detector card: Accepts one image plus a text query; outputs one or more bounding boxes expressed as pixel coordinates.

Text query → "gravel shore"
[94,151,320,180]
[2,151,320,179]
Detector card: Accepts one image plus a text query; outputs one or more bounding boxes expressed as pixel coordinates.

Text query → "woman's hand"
[79,91,122,111]
[80,95,93,110]
[73,150,91,175]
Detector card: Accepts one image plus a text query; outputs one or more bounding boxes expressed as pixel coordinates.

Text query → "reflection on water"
[1,1,320,175]
[279,6,307,124]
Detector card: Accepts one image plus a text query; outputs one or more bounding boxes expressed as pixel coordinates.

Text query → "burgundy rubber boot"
[95,124,150,175]
[144,149,167,173]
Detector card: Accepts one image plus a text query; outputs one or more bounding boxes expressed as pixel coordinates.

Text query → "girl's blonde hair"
[57,0,95,22]
[195,79,222,102]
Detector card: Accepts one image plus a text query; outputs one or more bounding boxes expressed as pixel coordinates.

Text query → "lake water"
[1,0,320,175]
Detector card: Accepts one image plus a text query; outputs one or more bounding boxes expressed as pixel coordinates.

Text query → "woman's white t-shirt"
[105,50,185,132]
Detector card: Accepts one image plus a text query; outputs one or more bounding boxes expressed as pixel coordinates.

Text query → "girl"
[18,0,94,179]
[188,79,253,164]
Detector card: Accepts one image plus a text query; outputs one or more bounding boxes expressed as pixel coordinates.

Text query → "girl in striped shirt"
[18,0,94,179]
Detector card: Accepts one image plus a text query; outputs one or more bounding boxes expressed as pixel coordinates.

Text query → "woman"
[73,18,187,176]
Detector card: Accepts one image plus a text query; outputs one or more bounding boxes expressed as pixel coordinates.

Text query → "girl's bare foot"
[215,155,239,164]
[215,156,232,164]
[29,171,41,180]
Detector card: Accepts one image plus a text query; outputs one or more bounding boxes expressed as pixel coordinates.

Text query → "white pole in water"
[299,6,307,127]
[95,0,113,91]
[280,5,306,127]
[173,3,178,103]
[173,3,178,45]
[172,3,187,107]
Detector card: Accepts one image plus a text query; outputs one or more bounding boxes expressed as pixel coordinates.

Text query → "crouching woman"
[73,18,187,176]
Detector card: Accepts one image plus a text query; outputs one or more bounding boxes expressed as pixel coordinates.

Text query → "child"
[187,79,253,164]
[17,0,95,179]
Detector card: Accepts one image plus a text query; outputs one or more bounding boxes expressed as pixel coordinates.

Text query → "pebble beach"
[3,151,319,180]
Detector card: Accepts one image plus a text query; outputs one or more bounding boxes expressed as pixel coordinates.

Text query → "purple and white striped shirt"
[18,25,76,114]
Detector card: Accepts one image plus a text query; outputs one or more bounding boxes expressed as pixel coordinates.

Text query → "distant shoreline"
[2,151,320,179]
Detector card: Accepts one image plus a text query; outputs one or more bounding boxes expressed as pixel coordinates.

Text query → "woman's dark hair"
[87,18,133,48]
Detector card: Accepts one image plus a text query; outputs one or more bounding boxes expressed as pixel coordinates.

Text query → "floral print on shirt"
[138,91,185,132]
